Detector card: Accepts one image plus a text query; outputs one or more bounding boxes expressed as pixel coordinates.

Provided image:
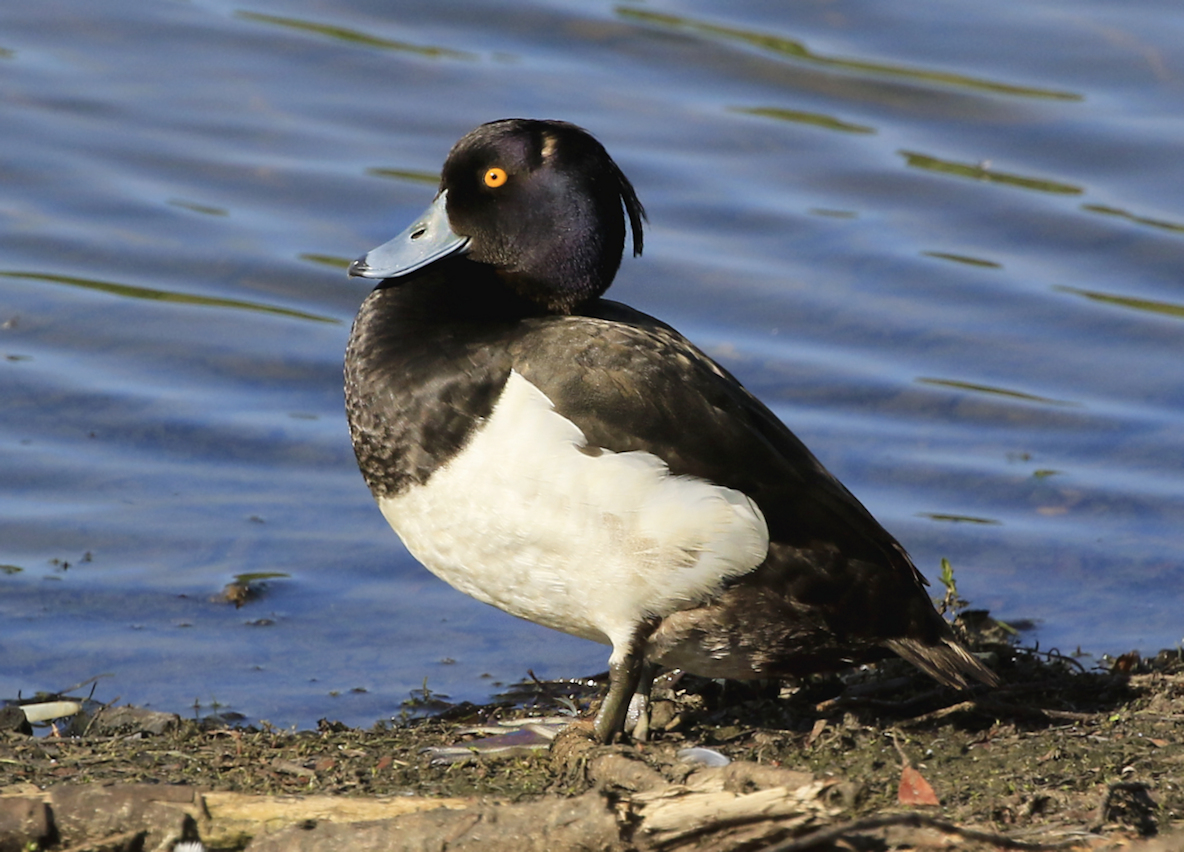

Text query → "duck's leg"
[624,660,657,742]
[592,641,646,744]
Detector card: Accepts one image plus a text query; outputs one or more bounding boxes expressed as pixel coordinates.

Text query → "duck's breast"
[378,370,769,652]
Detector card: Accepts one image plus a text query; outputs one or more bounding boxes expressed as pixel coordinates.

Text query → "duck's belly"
[377,371,769,654]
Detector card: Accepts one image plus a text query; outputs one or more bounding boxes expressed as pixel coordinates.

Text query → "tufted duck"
[345,119,997,742]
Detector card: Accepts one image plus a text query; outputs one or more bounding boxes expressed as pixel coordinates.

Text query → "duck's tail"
[885,636,1000,689]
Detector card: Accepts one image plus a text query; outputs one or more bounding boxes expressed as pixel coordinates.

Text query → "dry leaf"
[898,764,940,806]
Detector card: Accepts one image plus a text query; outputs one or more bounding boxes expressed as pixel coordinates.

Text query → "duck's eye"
[483,167,508,188]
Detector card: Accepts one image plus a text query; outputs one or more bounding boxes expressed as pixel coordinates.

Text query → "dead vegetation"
[1,632,1182,851]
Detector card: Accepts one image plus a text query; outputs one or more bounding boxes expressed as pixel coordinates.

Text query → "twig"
[52,673,115,697]
[897,699,979,727]
[975,699,1097,722]
[1023,648,1089,675]
[81,695,123,737]
[898,696,1100,728]
[757,812,1094,852]
[889,729,912,767]
[816,684,986,715]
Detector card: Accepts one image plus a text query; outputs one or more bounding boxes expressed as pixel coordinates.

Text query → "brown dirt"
[2,636,1182,851]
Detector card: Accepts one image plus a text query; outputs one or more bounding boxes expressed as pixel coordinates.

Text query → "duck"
[345,118,998,743]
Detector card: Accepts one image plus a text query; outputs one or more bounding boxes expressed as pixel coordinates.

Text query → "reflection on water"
[299,254,354,271]
[915,378,1080,408]
[167,199,229,217]
[616,7,1083,100]
[235,10,475,59]
[900,151,1083,195]
[922,251,1002,269]
[733,106,875,135]
[1082,203,1184,235]
[918,513,1002,526]
[2,0,1182,728]
[0,272,337,323]
[1056,286,1184,321]
[366,168,441,185]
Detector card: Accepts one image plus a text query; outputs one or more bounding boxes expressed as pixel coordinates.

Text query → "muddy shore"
[2,639,1181,851]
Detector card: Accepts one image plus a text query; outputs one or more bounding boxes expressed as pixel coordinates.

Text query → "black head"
[350,119,646,314]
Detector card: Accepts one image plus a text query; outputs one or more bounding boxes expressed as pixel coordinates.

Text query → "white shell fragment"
[20,700,83,723]
[676,746,731,767]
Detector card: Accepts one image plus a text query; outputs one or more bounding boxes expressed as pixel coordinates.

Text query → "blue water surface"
[2,0,1183,728]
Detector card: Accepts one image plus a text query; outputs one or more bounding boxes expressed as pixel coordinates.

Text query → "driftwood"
[0,758,1178,852]
[0,760,833,852]
[245,758,838,852]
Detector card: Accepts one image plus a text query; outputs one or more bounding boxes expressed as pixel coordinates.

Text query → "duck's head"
[349,119,646,314]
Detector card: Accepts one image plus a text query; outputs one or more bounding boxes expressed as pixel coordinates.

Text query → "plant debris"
[1,635,1182,851]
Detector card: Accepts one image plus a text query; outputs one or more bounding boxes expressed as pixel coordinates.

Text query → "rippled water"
[3,0,1183,728]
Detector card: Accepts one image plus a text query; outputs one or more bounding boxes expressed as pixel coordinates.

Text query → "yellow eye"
[483,167,508,188]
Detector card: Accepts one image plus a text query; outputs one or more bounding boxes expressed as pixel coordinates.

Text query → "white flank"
[379,370,769,658]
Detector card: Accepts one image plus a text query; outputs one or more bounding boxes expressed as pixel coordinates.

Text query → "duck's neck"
[371,258,548,326]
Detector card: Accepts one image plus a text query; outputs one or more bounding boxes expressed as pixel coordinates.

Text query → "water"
[2,0,1182,728]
